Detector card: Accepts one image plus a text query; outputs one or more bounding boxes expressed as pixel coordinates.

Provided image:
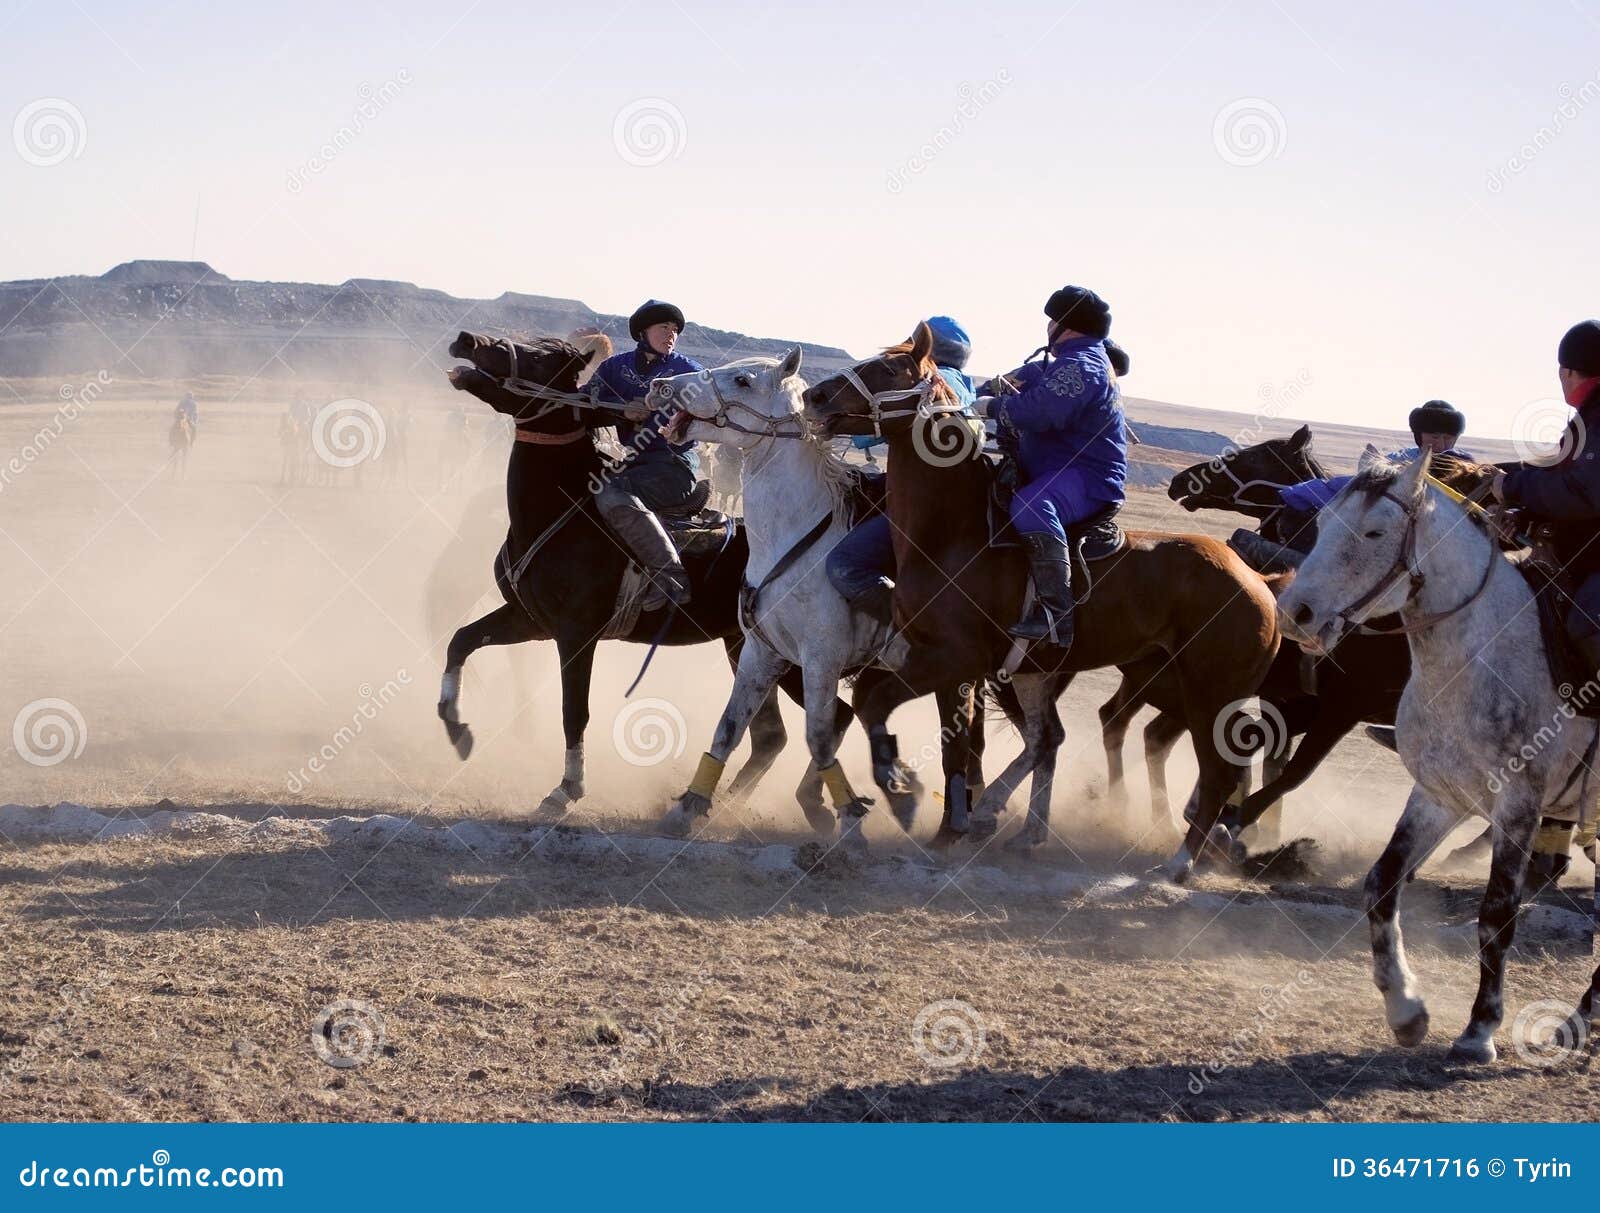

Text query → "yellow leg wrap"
[1534,820,1575,855]
[818,761,855,807]
[1575,818,1596,849]
[969,781,986,806]
[688,752,726,800]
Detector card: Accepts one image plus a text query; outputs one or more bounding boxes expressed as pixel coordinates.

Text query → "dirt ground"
[0,385,1593,1122]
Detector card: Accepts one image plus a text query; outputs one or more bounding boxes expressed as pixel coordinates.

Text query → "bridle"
[825,358,965,437]
[661,369,812,441]
[1327,483,1499,638]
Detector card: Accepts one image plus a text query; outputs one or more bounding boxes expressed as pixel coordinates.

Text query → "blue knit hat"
[924,315,972,370]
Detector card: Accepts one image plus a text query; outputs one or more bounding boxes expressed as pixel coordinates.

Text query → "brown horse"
[168,413,195,480]
[802,322,1281,880]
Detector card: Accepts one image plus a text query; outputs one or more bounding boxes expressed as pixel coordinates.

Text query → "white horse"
[648,350,919,855]
[1276,452,1596,1063]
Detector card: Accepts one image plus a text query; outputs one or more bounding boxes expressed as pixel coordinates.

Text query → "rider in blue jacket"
[826,315,976,621]
[1277,400,1470,515]
[1495,320,1600,676]
[587,299,704,609]
[977,285,1126,648]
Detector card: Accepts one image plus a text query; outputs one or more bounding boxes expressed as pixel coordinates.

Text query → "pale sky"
[3,0,1599,432]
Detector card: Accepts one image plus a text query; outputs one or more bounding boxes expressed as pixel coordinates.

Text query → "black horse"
[437,331,849,825]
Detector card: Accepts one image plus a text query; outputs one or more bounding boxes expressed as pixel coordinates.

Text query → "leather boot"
[1009,532,1075,647]
[600,497,692,612]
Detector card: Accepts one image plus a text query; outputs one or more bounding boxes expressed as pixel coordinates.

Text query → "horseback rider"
[1276,400,1470,517]
[974,285,1126,647]
[174,391,198,430]
[587,299,705,610]
[825,315,978,621]
[1492,319,1600,679]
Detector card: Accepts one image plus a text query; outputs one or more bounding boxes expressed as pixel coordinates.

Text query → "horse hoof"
[659,793,709,839]
[1158,851,1195,885]
[1446,1034,1496,1065]
[443,720,474,761]
[929,824,968,850]
[1390,1007,1430,1048]
[836,801,870,861]
[886,790,918,833]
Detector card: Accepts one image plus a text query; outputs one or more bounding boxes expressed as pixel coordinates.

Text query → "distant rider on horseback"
[1276,399,1470,517]
[174,391,198,432]
[974,285,1127,648]
[1493,319,1600,679]
[587,299,704,610]
[825,314,978,621]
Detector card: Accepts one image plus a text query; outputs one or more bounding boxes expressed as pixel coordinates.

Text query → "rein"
[679,370,812,440]
[830,364,961,436]
[1332,484,1499,637]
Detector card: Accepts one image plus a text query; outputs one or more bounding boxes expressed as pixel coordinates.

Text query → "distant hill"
[0,260,857,386]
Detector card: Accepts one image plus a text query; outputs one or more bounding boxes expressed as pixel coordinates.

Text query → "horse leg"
[1097,679,1140,817]
[970,672,1069,840]
[720,635,787,801]
[1451,795,1539,1064]
[1142,710,1188,837]
[853,664,926,830]
[929,681,977,847]
[659,639,790,837]
[1162,697,1257,884]
[538,631,601,816]
[1008,689,1066,852]
[799,659,871,858]
[1364,788,1459,1050]
[439,602,543,761]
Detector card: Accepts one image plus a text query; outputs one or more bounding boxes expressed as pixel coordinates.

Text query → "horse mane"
[880,340,956,405]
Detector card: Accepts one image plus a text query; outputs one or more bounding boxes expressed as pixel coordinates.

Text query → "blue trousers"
[1010,468,1111,541]
[826,514,894,603]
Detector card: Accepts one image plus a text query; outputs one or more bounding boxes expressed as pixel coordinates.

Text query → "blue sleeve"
[851,434,884,450]
[1279,476,1351,513]
[588,361,624,406]
[937,367,976,410]
[1501,460,1600,520]
[996,357,1107,433]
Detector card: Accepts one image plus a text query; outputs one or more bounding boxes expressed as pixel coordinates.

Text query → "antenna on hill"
[190,193,201,260]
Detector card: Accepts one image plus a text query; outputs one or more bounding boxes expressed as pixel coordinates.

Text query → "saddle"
[982,454,1124,597]
[1517,554,1600,719]
[659,480,737,559]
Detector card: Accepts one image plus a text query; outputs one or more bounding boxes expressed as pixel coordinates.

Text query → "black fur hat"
[1043,285,1111,340]
[1558,319,1600,376]
[628,299,686,342]
[1407,399,1465,440]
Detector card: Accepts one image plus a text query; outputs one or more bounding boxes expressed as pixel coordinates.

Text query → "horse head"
[1168,423,1321,516]
[801,321,956,440]
[1276,453,1433,654]
[648,348,806,446]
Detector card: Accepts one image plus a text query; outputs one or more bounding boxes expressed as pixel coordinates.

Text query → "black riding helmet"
[629,299,686,342]
[1407,399,1465,443]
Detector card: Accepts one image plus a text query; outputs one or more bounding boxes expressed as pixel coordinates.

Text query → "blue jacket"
[1500,388,1600,580]
[588,342,704,466]
[1279,445,1472,513]
[993,335,1125,503]
[851,366,977,450]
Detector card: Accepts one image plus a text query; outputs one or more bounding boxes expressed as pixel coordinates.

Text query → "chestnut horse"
[802,322,1280,880]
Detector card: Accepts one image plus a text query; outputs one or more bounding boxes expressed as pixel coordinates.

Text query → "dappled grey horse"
[1276,452,1596,1064]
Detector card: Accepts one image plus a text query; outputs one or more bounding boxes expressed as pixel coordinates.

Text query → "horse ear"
[909,321,933,363]
[1287,424,1311,452]
[1398,449,1431,500]
[1357,442,1383,471]
[777,346,803,381]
